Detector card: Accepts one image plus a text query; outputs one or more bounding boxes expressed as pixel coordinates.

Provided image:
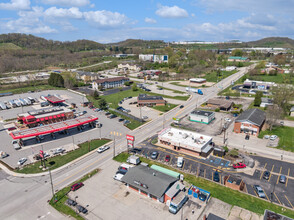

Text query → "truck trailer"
[185,87,203,95]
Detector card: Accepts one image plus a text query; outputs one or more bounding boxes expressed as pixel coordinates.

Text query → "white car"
[97,145,110,153]
[142,116,148,120]
[270,135,278,141]
[225,118,231,122]
[264,135,270,139]
[18,158,27,165]
[113,173,124,181]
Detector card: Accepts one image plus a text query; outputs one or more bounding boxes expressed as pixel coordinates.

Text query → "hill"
[0,33,105,52]
[246,37,294,49]
[107,39,166,48]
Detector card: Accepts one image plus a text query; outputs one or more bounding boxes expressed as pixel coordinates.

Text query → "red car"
[71,182,84,191]
[165,155,171,162]
[233,162,246,169]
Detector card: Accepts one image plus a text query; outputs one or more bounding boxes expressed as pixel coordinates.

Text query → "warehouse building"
[137,94,166,107]
[158,127,213,157]
[189,78,206,84]
[189,110,215,124]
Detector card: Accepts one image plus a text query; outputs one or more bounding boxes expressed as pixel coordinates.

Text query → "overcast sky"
[0,0,293,43]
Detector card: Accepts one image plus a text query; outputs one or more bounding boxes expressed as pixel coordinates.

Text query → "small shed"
[224,175,245,191]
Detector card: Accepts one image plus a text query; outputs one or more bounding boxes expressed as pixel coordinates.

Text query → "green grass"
[205,70,238,82]
[156,86,185,94]
[16,139,110,174]
[0,84,65,94]
[258,126,294,152]
[170,82,198,88]
[285,116,294,121]
[152,103,178,112]
[108,109,144,130]
[113,152,294,218]
[49,169,100,220]
[248,74,286,84]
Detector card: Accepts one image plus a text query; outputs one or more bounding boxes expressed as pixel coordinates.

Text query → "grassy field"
[113,152,294,218]
[107,109,144,130]
[153,103,178,112]
[0,84,65,94]
[16,139,110,174]
[49,169,100,220]
[205,70,238,82]
[156,85,185,94]
[258,126,294,152]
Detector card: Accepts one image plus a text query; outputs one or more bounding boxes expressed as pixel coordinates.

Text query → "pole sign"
[126,134,135,141]
[126,134,135,149]
[40,150,44,158]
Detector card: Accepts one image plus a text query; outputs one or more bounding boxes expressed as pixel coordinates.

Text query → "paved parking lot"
[135,138,294,211]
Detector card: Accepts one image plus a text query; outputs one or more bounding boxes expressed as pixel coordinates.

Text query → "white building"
[139,54,168,63]
[189,78,206,83]
[158,127,213,157]
[189,110,215,124]
[117,63,141,71]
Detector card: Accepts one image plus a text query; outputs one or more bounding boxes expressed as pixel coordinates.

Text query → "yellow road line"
[285,195,294,209]
[276,167,282,184]
[264,191,270,201]
[268,165,274,182]
[260,163,267,180]
[273,192,282,205]
[286,168,290,187]
[204,169,206,178]
[252,185,258,197]
[211,172,213,181]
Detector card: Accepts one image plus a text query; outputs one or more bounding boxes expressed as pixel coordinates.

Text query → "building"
[17,107,74,128]
[207,99,234,111]
[137,94,166,107]
[75,71,99,83]
[234,108,266,136]
[243,79,276,90]
[263,210,293,220]
[117,63,141,71]
[158,127,213,157]
[228,56,250,62]
[263,66,284,74]
[92,77,129,90]
[121,165,178,203]
[44,95,65,106]
[260,98,273,108]
[189,110,215,124]
[190,78,206,83]
[290,106,294,117]
[224,66,237,71]
[224,175,245,191]
[139,54,168,63]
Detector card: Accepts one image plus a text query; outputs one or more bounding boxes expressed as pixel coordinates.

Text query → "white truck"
[169,191,189,214]
[127,155,140,165]
[177,157,184,168]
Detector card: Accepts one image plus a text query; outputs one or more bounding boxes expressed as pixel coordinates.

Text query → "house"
[75,71,99,83]
[260,98,273,108]
[139,54,168,63]
[290,106,294,117]
[189,110,215,124]
[92,77,129,90]
[228,56,250,62]
[234,108,266,136]
[263,66,284,74]
[207,99,234,111]
[137,94,166,107]
[117,63,141,71]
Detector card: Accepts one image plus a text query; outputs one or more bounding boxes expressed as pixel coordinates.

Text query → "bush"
[229,148,239,157]
[215,108,220,112]
[223,146,229,152]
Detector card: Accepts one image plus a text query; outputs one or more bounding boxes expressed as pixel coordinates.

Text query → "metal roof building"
[235,108,265,127]
[150,165,180,179]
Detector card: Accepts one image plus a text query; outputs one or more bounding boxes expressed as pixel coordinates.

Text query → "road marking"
[204,169,206,178]
[285,195,294,209]
[251,185,258,197]
[276,167,282,184]
[286,168,290,187]
[264,191,269,201]
[268,165,274,182]
[260,163,267,180]
[273,192,282,205]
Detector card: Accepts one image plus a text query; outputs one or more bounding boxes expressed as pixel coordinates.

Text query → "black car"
[117,168,127,175]
[118,118,125,122]
[117,107,122,110]
[245,134,250,140]
[76,205,88,214]
[66,199,77,206]
[133,148,141,153]
[105,112,111,116]
[179,105,184,108]
[109,114,117,119]
[263,171,270,180]
[213,171,220,182]
[198,193,207,201]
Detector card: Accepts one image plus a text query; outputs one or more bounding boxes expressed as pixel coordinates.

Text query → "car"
[17,158,27,165]
[118,118,125,122]
[105,112,111,116]
[129,149,137,154]
[7,127,16,131]
[270,135,278,141]
[157,87,163,90]
[116,169,127,175]
[279,175,286,184]
[43,152,50,158]
[76,205,88,214]
[133,148,141,153]
[177,157,184,168]
[113,173,124,181]
[97,145,110,153]
[82,111,87,115]
[264,135,270,139]
[198,193,207,201]
[12,140,21,150]
[233,162,246,169]
[254,185,265,198]
[165,155,171,162]
[151,151,158,159]
[142,116,148,120]
[179,105,184,109]
[95,122,102,128]
[225,118,231,122]
[213,171,220,182]
[128,96,132,99]
[123,120,130,125]
[71,182,84,191]
[146,89,151,92]
[66,199,77,206]
[245,134,250,140]
[263,171,270,180]
[53,148,65,155]
[109,114,117,119]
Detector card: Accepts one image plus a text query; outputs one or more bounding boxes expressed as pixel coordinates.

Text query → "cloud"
[42,0,90,7]
[156,5,188,18]
[44,7,83,19]
[144,17,157,24]
[83,10,128,28]
[0,0,30,10]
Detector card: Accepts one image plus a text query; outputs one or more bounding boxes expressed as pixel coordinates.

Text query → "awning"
[49,116,53,119]
[45,117,49,120]
[25,115,36,120]
[61,114,65,117]
[53,115,57,119]
[57,115,61,118]
[36,119,40,122]
[40,118,44,121]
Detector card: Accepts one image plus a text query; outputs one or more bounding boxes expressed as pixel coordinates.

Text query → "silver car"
[254,185,265,198]
[279,175,286,184]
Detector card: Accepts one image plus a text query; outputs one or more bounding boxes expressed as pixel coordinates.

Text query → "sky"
[0,0,294,43]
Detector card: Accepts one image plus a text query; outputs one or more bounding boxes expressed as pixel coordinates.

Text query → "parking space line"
[285,195,294,209]
[286,168,290,187]
[273,192,282,205]
[251,185,258,197]
[276,167,282,185]
[211,172,213,181]
[260,163,267,180]
[264,191,269,201]
[204,169,206,178]
[268,165,274,182]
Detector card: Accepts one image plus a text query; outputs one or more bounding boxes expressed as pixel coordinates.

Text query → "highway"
[0,66,252,219]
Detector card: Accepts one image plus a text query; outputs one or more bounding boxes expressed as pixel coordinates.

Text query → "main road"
[0,66,253,219]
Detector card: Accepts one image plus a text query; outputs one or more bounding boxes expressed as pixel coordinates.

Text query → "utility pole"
[140,106,142,120]
[113,133,116,158]
[99,126,101,140]
[48,166,55,201]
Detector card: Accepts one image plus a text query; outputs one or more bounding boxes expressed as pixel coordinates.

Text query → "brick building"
[137,94,166,107]
[234,108,266,136]
[206,98,234,111]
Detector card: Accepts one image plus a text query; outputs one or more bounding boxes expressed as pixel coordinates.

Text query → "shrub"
[215,108,220,112]
[223,146,229,152]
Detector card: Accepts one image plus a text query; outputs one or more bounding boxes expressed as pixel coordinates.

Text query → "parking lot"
[0,90,130,168]
[134,138,294,210]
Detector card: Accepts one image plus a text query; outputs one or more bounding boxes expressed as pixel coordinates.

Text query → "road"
[0,64,266,219]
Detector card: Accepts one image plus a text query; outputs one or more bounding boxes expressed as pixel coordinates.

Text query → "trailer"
[185,87,203,95]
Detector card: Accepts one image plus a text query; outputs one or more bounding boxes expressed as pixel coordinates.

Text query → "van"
[177,157,184,168]
[119,163,133,171]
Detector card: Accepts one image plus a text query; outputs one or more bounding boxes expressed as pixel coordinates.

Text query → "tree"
[253,91,263,106]
[48,73,64,87]
[132,83,138,91]
[271,85,294,115]
[231,49,243,57]
[266,104,282,131]
[98,98,108,110]
[92,90,99,100]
